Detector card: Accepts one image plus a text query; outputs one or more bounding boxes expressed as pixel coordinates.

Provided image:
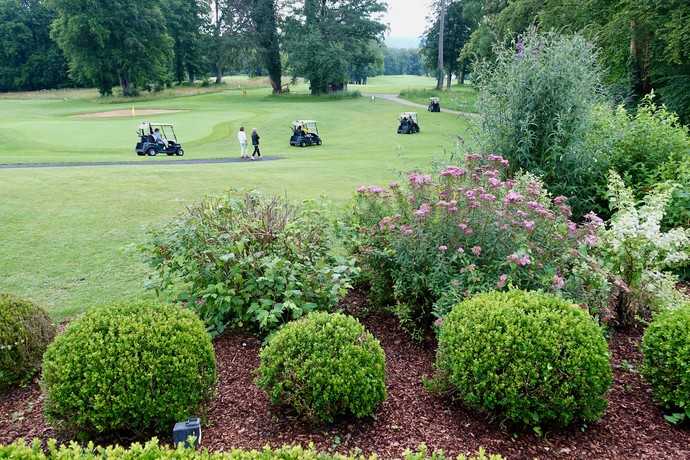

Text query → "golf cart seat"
[428,97,441,112]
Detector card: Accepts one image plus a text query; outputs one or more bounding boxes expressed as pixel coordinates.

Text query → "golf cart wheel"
[316,139,322,145]
[300,141,305,147]
[176,149,184,156]
[147,148,157,156]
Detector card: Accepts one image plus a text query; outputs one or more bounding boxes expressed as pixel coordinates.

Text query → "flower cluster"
[598,171,690,326]
[347,154,611,330]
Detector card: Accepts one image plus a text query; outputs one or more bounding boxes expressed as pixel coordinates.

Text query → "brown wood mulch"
[1,292,689,459]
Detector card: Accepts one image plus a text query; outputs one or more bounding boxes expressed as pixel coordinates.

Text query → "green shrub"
[142,192,356,336]
[588,95,690,229]
[642,303,690,424]
[41,301,216,437]
[0,438,503,460]
[436,290,612,428]
[0,294,55,392]
[256,312,386,423]
[474,29,607,219]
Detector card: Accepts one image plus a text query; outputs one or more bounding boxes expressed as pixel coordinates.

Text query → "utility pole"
[436,0,446,90]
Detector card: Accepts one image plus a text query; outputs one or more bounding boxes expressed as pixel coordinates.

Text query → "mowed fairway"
[0,76,474,320]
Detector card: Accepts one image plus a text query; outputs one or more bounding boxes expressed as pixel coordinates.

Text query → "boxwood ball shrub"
[642,303,690,421]
[436,290,612,428]
[256,312,386,423]
[0,294,55,392]
[42,301,216,436]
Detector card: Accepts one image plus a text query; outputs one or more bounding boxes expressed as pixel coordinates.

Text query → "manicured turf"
[400,84,479,113]
[0,76,474,320]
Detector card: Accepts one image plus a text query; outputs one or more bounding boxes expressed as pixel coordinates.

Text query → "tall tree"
[249,0,282,93]
[162,0,209,84]
[0,0,70,91]
[422,0,472,88]
[207,0,250,84]
[285,0,386,95]
[49,0,173,95]
[436,0,446,89]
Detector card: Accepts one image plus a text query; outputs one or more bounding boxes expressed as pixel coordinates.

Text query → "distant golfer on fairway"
[237,126,248,159]
[251,128,261,160]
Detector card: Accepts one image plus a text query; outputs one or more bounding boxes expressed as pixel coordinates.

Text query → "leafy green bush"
[642,303,690,424]
[256,312,386,423]
[588,95,690,229]
[474,29,607,219]
[0,438,503,460]
[0,294,55,392]
[142,192,356,335]
[436,290,612,428]
[41,301,216,437]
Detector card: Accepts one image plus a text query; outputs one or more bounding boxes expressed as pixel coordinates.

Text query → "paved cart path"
[0,156,283,169]
[364,93,478,118]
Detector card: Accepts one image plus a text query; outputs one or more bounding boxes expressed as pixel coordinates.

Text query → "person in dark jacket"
[251,128,261,160]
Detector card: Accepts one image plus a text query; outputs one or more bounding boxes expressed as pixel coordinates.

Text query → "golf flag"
[131,106,135,117]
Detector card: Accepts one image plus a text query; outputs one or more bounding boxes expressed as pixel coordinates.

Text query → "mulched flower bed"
[2,292,689,459]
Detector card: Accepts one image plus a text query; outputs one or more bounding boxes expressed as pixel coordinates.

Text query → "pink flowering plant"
[345,154,610,331]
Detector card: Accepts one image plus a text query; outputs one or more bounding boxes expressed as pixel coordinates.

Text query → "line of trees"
[0,0,390,96]
[419,0,690,123]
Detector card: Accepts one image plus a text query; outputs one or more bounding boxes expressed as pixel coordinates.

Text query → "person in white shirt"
[237,126,248,159]
[152,128,165,147]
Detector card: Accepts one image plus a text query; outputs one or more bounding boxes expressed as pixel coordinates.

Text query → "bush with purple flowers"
[345,153,611,333]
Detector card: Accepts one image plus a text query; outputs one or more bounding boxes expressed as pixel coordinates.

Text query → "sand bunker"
[77,108,187,118]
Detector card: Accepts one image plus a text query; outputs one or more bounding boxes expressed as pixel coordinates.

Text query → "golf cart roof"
[429,97,440,102]
[400,112,418,119]
[292,120,317,127]
[139,121,174,128]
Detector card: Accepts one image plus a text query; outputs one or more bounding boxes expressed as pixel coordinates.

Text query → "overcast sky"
[383,0,434,39]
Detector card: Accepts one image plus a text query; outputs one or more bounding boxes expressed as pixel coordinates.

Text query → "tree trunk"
[213,0,222,85]
[446,71,452,89]
[215,63,223,84]
[436,0,446,90]
[459,63,466,85]
[629,19,652,103]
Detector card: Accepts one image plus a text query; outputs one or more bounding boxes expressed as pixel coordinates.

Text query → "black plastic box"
[172,417,202,448]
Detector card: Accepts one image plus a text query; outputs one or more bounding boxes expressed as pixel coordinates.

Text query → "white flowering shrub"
[601,171,690,326]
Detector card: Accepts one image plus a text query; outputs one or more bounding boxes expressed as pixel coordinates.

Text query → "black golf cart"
[428,97,441,112]
[397,112,420,134]
[290,120,322,147]
[135,122,184,156]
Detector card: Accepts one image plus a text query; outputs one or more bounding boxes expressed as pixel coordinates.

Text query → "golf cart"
[397,112,420,134]
[135,122,184,156]
[290,120,322,147]
[428,97,441,112]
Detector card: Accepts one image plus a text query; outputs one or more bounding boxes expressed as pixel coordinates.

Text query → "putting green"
[0,76,475,320]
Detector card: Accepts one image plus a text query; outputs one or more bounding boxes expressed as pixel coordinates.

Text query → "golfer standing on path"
[251,128,261,160]
[237,126,248,159]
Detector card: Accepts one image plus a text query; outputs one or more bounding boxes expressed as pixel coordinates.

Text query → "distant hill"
[385,36,421,49]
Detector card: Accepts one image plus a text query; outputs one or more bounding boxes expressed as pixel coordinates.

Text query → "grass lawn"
[0,75,474,320]
[399,84,479,113]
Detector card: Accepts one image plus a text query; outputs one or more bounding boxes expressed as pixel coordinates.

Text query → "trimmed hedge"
[256,312,386,423]
[41,301,216,436]
[436,290,612,428]
[0,293,55,392]
[642,303,690,422]
[0,439,504,460]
